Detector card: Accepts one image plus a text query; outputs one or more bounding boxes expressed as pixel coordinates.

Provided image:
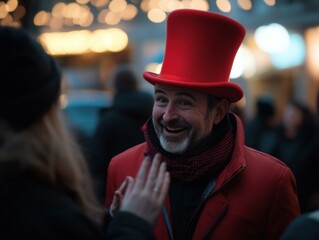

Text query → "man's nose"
[162,104,178,122]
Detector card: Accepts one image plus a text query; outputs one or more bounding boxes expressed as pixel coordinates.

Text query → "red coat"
[105,115,300,240]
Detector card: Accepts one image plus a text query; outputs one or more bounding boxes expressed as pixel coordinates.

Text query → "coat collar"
[212,113,246,193]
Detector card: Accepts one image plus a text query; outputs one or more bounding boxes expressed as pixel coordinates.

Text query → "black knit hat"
[0,27,61,131]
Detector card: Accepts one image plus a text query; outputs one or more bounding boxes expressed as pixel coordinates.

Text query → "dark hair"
[256,95,275,119]
[110,64,138,93]
[207,95,221,110]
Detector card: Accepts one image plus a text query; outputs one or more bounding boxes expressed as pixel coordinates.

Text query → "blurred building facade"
[1,0,319,133]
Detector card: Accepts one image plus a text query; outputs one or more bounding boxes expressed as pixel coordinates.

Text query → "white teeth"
[165,126,184,131]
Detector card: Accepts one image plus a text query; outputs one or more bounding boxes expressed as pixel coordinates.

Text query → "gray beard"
[157,134,190,154]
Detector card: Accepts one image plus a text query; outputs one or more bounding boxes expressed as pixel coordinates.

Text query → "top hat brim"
[143,71,243,103]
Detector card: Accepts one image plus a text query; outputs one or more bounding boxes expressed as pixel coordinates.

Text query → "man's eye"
[156,97,167,103]
[179,101,190,106]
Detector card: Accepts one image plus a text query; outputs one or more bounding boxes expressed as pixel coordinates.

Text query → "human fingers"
[156,171,170,204]
[117,176,130,194]
[110,177,130,213]
[133,156,151,190]
[144,153,162,192]
[110,176,134,211]
[119,177,136,211]
[110,179,127,209]
[152,161,167,195]
[122,176,134,197]
[110,191,121,214]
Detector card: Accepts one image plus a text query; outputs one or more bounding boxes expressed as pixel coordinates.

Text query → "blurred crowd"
[243,94,319,214]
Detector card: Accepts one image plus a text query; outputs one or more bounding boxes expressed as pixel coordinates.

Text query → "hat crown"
[161,9,245,85]
[143,9,246,102]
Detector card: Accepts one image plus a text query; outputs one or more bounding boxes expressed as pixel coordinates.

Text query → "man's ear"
[213,98,230,124]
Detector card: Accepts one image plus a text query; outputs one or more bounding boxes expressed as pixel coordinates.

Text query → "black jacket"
[88,90,154,203]
[0,165,155,240]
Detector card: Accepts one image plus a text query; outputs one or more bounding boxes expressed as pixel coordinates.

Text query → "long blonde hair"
[0,104,103,222]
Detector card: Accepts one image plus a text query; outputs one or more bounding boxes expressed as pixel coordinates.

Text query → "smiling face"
[152,84,226,154]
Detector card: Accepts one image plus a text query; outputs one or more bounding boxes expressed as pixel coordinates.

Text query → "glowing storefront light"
[40,30,91,55]
[104,11,122,25]
[254,23,290,53]
[270,33,305,69]
[230,44,256,79]
[34,11,50,26]
[147,8,166,23]
[2,0,280,28]
[230,50,244,79]
[39,28,128,55]
[145,62,162,74]
[76,0,90,4]
[264,0,276,6]
[216,0,231,13]
[237,0,252,11]
[109,0,127,12]
[6,0,18,12]
[122,4,138,20]
[105,28,129,52]
[191,0,209,10]
[305,26,319,80]
[0,2,8,19]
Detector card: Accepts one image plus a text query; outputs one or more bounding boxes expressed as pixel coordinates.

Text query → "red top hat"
[143,9,246,103]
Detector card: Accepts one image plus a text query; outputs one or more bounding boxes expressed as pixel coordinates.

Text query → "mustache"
[159,118,190,129]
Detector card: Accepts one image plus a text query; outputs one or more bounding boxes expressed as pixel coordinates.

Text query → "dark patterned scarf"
[143,115,235,182]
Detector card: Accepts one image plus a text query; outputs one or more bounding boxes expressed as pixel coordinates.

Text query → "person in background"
[0,26,169,240]
[272,100,318,213]
[88,64,154,204]
[245,93,278,154]
[279,94,319,240]
[105,9,300,240]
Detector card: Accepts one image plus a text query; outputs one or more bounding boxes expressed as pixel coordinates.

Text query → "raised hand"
[119,153,170,226]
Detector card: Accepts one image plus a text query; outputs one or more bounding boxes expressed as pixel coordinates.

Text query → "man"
[105,9,300,240]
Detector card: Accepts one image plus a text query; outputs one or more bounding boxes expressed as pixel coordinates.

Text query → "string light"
[0,0,25,27]
[1,0,279,28]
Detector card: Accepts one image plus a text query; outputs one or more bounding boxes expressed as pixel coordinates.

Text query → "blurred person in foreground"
[89,64,154,204]
[105,9,300,240]
[0,26,169,240]
[280,209,319,240]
